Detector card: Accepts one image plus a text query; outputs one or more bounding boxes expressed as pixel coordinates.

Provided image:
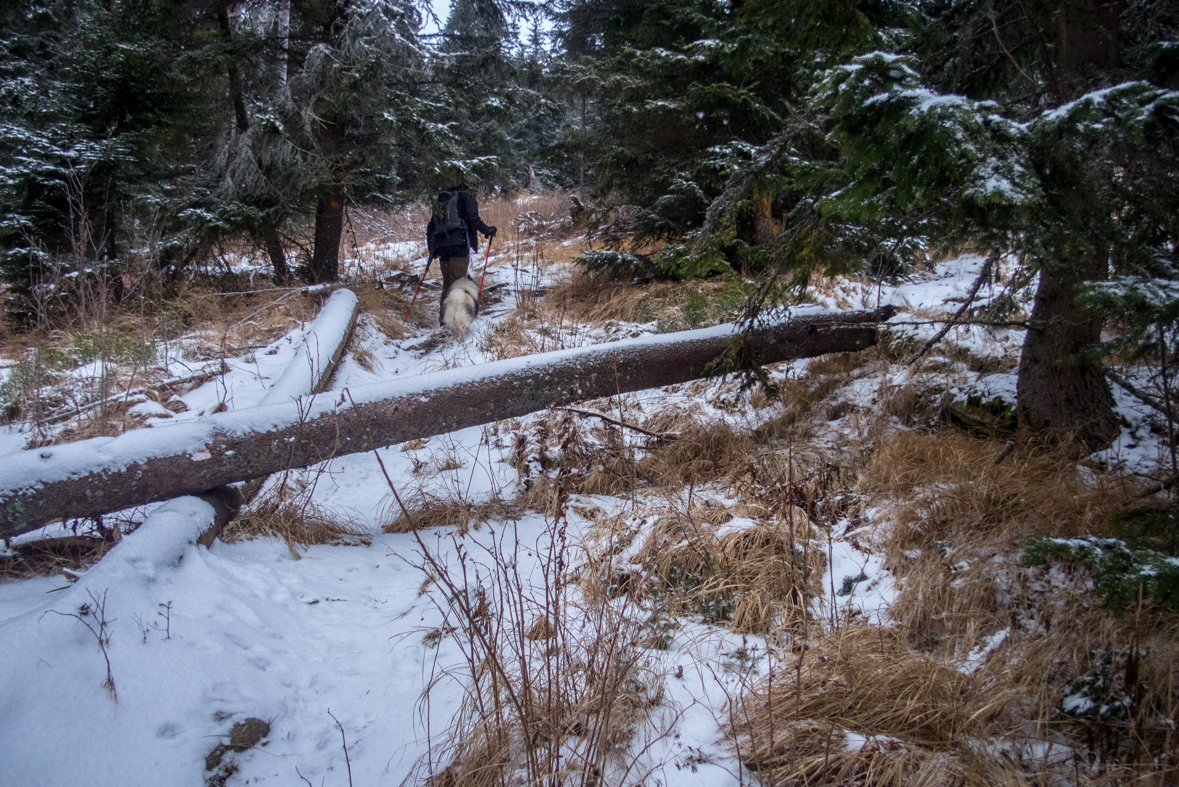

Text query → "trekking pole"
[477,236,494,301]
[404,256,434,320]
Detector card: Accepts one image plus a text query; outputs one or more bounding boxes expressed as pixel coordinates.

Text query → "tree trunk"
[1010,0,1126,453]
[217,5,250,134]
[276,0,290,88]
[1017,255,1119,452]
[0,307,894,537]
[263,226,290,284]
[310,183,345,283]
[752,183,775,246]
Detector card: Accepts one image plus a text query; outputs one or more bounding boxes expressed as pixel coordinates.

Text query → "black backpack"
[430,189,467,248]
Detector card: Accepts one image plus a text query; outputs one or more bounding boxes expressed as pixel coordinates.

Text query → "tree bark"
[310,183,345,283]
[752,183,775,246]
[1009,0,1126,453]
[0,307,893,537]
[1017,255,1119,452]
[276,0,290,88]
[217,5,250,134]
[263,225,290,284]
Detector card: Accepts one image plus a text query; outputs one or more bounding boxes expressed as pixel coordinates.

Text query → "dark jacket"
[426,189,492,259]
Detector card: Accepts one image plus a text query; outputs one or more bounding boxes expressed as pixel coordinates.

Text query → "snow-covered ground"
[0,253,1166,785]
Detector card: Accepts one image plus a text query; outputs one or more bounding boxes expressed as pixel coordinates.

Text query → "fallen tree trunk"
[257,289,359,407]
[0,306,893,538]
[197,288,360,537]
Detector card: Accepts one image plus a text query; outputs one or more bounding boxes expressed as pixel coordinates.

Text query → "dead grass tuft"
[730,625,1006,786]
[625,499,823,633]
[541,268,746,330]
[383,493,520,535]
[164,283,321,359]
[862,431,1135,553]
[409,513,666,787]
[0,535,113,580]
[47,407,148,444]
[758,351,881,438]
[353,282,410,341]
[222,495,369,558]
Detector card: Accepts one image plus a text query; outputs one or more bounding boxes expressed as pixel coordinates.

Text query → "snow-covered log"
[61,497,218,597]
[198,288,360,537]
[0,306,893,537]
[258,289,359,406]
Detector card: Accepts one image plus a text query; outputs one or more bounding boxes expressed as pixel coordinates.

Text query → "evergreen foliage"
[0,0,223,319]
[1023,535,1179,615]
[0,0,561,305]
[679,0,1179,449]
[557,0,893,271]
[427,0,565,192]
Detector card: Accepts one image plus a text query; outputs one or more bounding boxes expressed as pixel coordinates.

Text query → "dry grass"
[626,498,825,634]
[759,351,879,436]
[730,625,1011,787]
[382,493,521,535]
[0,535,113,580]
[353,282,411,341]
[505,405,766,507]
[854,431,1141,655]
[861,431,1136,555]
[165,284,321,359]
[540,268,746,330]
[222,494,370,558]
[408,511,667,787]
[829,426,1179,782]
[477,261,748,361]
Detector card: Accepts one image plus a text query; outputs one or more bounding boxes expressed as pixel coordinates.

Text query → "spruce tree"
[427,0,564,192]
[554,0,894,276]
[724,1,1179,450]
[0,0,224,320]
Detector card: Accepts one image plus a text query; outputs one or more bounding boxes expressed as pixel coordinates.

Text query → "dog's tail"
[442,277,480,340]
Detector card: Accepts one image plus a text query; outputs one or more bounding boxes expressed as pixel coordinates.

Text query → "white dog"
[442,276,480,340]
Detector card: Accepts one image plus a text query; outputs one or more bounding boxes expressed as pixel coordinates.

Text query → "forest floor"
[1,193,1176,786]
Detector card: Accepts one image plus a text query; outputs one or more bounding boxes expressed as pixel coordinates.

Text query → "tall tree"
[425,0,564,192]
[205,0,441,283]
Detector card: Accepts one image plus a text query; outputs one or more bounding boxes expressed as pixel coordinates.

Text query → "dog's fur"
[442,276,480,340]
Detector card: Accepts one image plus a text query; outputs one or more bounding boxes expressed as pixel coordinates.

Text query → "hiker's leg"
[439,255,470,324]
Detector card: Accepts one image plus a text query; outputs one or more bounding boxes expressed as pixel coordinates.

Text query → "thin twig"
[46,588,117,701]
[1015,0,1064,102]
[990,13,1034,85]
[908,256,995,367]
[559,407,672,440]
[1107,368,1179,420]
[327,709,353,787]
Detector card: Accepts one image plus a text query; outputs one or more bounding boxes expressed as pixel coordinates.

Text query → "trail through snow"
[0,251,1161,785]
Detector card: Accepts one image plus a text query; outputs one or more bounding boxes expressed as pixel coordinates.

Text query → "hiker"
[426,184,497,327]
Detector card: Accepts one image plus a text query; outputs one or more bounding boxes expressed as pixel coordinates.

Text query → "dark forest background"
[3,0,1179,448]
